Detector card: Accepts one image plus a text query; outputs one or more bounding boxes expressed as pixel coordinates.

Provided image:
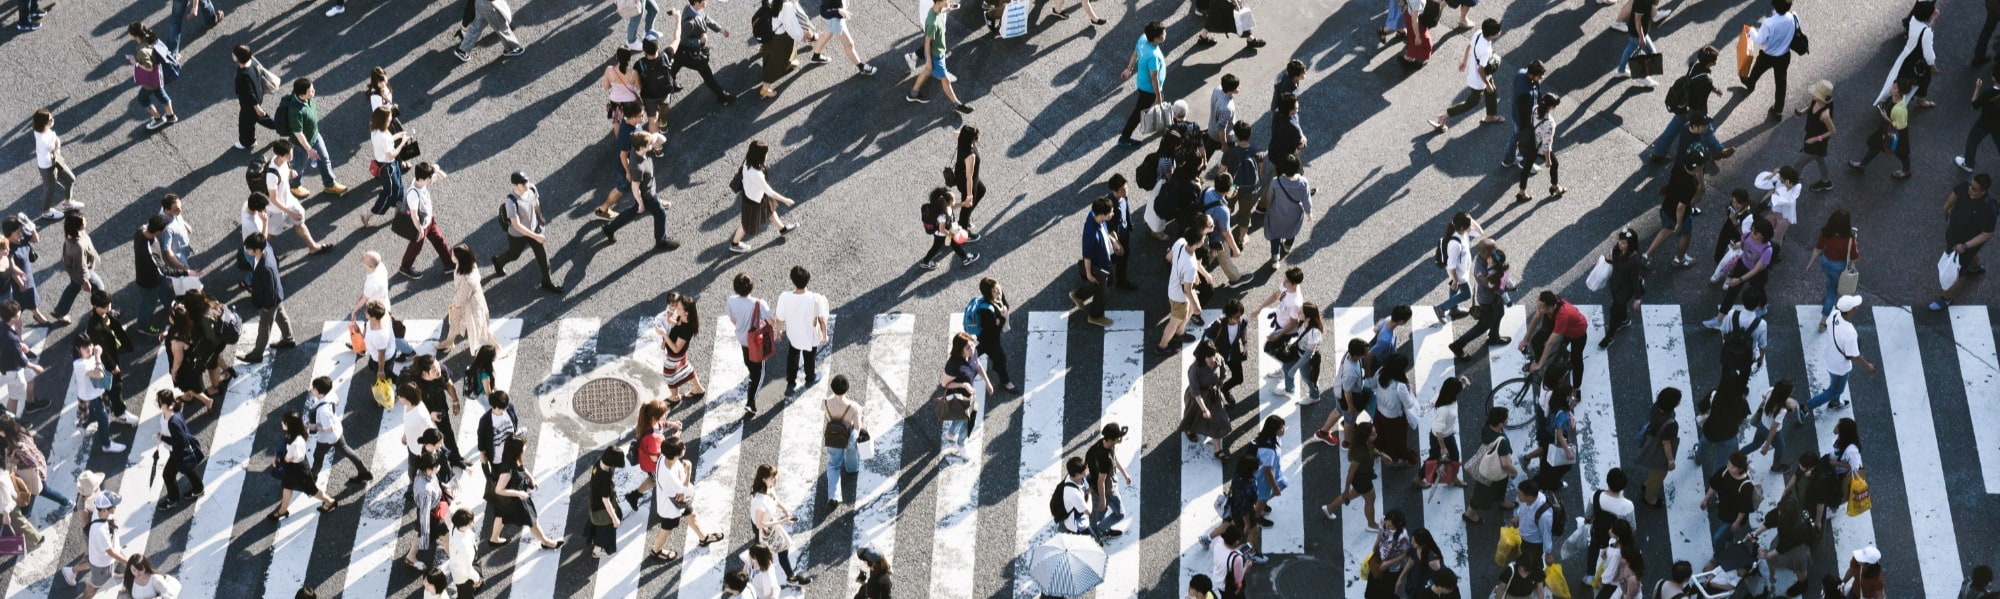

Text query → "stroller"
[1692,539,1775,599]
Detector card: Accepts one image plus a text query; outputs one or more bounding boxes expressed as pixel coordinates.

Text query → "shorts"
[930,56,950,79]
[1444,0,1476,7]
[88,562,121,587]
[650,510,683,531]
[1349,473,1375,495]
[642,96,668,116]
[1958,249,1984,273]
[1660,208,1693,239]
[0,369,28,401]
[1170,300,1190,321]
[826,17,847,35]
[135,86,172,108]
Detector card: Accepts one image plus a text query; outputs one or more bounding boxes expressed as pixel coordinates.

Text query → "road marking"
[775,316,835,587]
[931,317,986,599]
[1642,307,1709,567]
[593,318,659,599]
[1010,311,1069,599]
[849,314,915,597]
[1486,306,1538,501]
[442,319,521,543]
[2,330,74,599]
[1409,307,1470,599]
[1948,306,2000,494]
[99,340,173,594]
[336,320,443,599]
[1573,306,1621,511]
[1794,305,1875,571]
[1093,310,1144,599]
[512,318,598,599]
[673,315,754,598]
[1177,310,1225,595]
[1331,307,1372,599]
[1871,308,1961,598]
[172,323,279,598]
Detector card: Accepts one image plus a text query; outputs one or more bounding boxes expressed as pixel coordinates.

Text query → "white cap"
[1852,546,1881,564]
[92,491,121,510]
[1835,295,1863,313]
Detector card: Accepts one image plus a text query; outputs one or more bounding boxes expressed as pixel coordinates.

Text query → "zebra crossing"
[3,302,1996,598]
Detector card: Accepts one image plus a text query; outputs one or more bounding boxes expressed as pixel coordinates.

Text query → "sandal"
[649,549,680,561]
[540,539,565,550]
[1461,512,1482,524]
[1548,185,1567,198]
[698,533,725,547]
[318,501,337,513]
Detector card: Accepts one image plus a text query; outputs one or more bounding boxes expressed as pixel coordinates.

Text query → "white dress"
[446,268,496,352]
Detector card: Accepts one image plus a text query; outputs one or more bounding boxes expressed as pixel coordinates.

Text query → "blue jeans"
[1616,37,1654,72]
[166,0,218,54]
[1089,492,1124,536]
[87,397,111,447]
[1384,0,1403,30]
[1280,350,1321,399]
[1712,516,1745,550]
[33,480,68,509]
[1817,256,1846,319]
[1739,419,1785,463]
[624,0,659,46]
[371,161,405,216]
[302,134,337,188]
[1647,114,1724,159]
[1804,372,1849,411]
[143,282,175,330]
[824,445,857,501]
[1439,285,1472,314]
[941,419,969,453]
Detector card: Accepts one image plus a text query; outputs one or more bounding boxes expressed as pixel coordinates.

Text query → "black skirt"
[280,460,321,494]
[1204,1,1238,33]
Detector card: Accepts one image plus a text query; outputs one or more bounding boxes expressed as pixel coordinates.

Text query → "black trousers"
[1452,301,1504,349]
[1074,271,1108,319]
[1516,153,1560,192]
[1443,87,1498,119]
[460,0,476,27]
[976,332,1011,388]
[1529,327,1587,391]
[741,346,766,407]
[1605,291,1635,337]
[1980,2,2000,61]
[163,455,205,501]
[1119,90,1159,140]
[237,107,276,149]
[492,235,555,285]
[313,439,371,478]
[1744,52,1791,113]
[784,345,819,387]
[922,235,969,263]
[672,54,731,101]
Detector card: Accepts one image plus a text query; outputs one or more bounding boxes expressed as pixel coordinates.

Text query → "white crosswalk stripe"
[9,305,1994,598]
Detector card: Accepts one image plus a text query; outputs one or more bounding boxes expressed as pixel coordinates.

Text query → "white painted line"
[849,314,915,598]
[931,317,986,599]
[1010,312,1069,599]
[102,341,173,590]
[172,323,284,598]
[1485,306,1538,490]
[776,316,835,584]
[260,323,366,599]
[1794,305,1875,571]
[675,314,755,598]
[1095,310,1145,599]
[1871,308,1962,598]
[444,319,522,530]
[335,320,443,599]
[593,318,657,599]
[1572,306,1621,502]
[1642,306,1710,568]
[1331,307,1372,599]
[1409,307,1470,599]
[2,330,75,599]
[1948,307,2000,493]
[512,318,600,599]
[1177,310,1225,595]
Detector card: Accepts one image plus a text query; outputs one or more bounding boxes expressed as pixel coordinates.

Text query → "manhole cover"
[572,378,639,425]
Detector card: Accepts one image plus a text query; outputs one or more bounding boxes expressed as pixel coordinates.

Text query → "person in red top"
[1520,291,1587,390]
[622,399,680,509]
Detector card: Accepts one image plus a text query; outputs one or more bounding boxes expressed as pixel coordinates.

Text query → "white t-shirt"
[654,458,691,518]
[1465,35,1495,90]
[264,159,292,196]
[1592,491,1637,531]
[749,492,781,531]
[1431,402,1459,437]
[1167,240,1198,304]
[239,207,267,242]
[365,320,398,364]
[1836,443,1864,471]
[370,130,397,163]
[1374,379,1412,418]
[405,184,436,228]
[309,395,341,443]
[1296,326,1324,356]
[1211,545,1241,589]
[740,166,772,203]
[87,518,118,567]
[126,574,182,599]
[448,527,480,584]
[32,130,58,169]
[1059,479,1089,532]
[285,436,310,464]
[1272,289,1303,330]
[361,266,392,313]
[748,558,783,597]
[774,290,830,350]
[1821,314,1860,376]
[1445,234,1478,285]
[72,356,105,402]
[402,403,434,455]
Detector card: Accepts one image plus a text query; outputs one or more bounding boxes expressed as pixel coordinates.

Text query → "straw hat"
[1809,80,1834,104]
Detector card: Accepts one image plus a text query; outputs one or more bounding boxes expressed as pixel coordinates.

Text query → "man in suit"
[240,232,297,364]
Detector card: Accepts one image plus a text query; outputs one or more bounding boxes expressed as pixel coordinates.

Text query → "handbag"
[348,322,368,356]
[1359,550,1377,580]
[1232,7,1255,32]
[745,302,777,363]
[760,523,795,552]
[1838,231,1860,295]
[391,210,419,241]
[398,139,423,162]
[0,523,23,556]
[855,429,876,460]
[1846,473,1872,516]
[1630,52,1665,78]
[371,376,396,409]
[1465,436,1507,484]
[998,0,1029,38]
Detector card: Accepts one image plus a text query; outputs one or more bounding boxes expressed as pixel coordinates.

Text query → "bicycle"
[1489,367,1542,430]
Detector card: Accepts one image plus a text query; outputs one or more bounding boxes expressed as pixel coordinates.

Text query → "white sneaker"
[323,4,344,16]
[1609,20,1629,32]
[1654,8,1671,19]
[232,141,246,150]
[1958,156,1977,172]
[1613,66,1629,78]
[58,200,85,211]
[117,413,138,425]
[1638,77,1659,88]
[38,209,62,220]
[103,441,128,453]
[62,566,78,586]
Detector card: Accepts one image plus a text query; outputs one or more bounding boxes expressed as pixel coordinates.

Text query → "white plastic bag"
[855,429,877,461]
[998,0,1029,38]
[1585,257,1612,292]
[1233,8,1256,32]
[1711,249,1741,284]
[1940,251,1960,290]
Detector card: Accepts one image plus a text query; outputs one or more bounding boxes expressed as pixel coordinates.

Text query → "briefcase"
[1630,52,1664,78]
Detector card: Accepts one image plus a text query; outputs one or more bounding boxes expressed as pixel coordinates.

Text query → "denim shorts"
[1660,207,1694,239]
[135,86,171,108]
[931,56,950,79]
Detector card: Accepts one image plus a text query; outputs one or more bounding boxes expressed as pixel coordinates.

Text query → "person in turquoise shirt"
[906,0,974,114]
[1118,21,1168,147]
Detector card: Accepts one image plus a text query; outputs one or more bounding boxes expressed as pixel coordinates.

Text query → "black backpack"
[1432,234,1453,268]
[246,161,271,194]
[751,1,778,43]
[1664,71,1704,115]
[1048,480,1078,524]
[1719,313,1762,374]
[637,55,679,98]
[920,201,942,233]
[1537,496,1567,537]
[1135,153,1165,191]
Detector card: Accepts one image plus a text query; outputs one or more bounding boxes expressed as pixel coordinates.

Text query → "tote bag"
[1838,231,1860,295]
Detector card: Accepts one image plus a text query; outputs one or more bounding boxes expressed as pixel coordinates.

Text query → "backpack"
[1048,480,1080,525]
[1653,580,1699,599]
[1135,153,1164,192]
[1222,547,1250,592]
[1432,235,1454,268]
[637,55,679,98]
[1537,496,1568,538]
[1664,70,1704,115]
[216,306,244,344]
[920,202,943,233]
[962,297,993,336]
[1221,145,1262,192]
[1719,313,1762,374]
[246,161,271,194]
[751,1,779,43]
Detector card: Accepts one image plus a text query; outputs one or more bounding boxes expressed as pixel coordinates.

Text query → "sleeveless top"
[607,68,640,103]
[1802,102,1832,156]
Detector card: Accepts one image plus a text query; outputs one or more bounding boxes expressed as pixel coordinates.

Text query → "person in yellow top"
[1847,77,1915,179]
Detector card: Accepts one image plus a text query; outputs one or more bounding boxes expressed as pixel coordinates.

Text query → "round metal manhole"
[572,378,639,425]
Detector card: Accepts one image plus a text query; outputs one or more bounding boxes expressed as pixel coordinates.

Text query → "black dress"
[1204,0,1238,34]
[490,465,536,523]
[280,439,322,494]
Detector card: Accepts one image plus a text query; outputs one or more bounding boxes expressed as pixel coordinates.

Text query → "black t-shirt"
[589,465,616,512]
[1085,442,1117,485]
[1682,68,1717,118]
[1947,184,1998,247]
[1630,0,1656,35]
[1663,168,1701,214]
[417,376,452,416]
[1708,470,1754,519]
[1977,84,2000,131]
[667,322,697,355]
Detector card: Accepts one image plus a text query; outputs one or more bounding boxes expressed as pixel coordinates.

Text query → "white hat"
[1835,295,1863,313]
[1852,546,1881,564]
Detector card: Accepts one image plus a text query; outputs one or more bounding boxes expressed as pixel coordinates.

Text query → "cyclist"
[1519,291,1587,391]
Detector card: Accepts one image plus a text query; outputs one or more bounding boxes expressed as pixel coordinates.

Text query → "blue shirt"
[1134,36,1165,94]
[1201,190,1232,246]
[1754,11,1798,56]
[9,245,32,294]
[1081,214,1114,278]
[0,326,26,373]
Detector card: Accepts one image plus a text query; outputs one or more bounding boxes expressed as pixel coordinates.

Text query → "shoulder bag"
[1838,230,1859,295]
[745,301,777,363]
[1464,435,1508,484]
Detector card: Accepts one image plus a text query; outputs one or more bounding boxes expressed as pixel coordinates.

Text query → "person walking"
[1929,174,1997,310]
[239,233,297,365]
[163,0,222,52]
[29,110,80,219]
[231,46,281,151]
[1087,423,1133,539]
[671,0,738,107]
[633,40,676,137]
[654,293,707,403]
[278,79,349,196]
[1416,376,1465,489]
[1645,48,1731,162]
[965,277,1013,392]
[1183,342,1230,459]
[646,437,724,560]
[272,413,339,519]
[619,0,661,50]
[907,0,974,113]
[443,509,486,596]
[1364,512,1413,598]
[305,376,372,484]
[1071,197,1117,327]
[254,145,331,255]
[1512,93,1563,202]
[1802,296,1874,417]
[0,418,67,516]
[1250,416,1290,530]
[820,375,860,507]
[364,107,410,227]
[1595,228,1648,349]
[1157,225,1206,356]
[726,274,773,416]
[755,0,816,99]
[1499,62,1545,169]
[406,356,467,470]
[1461,407,1515,523]
[130,217,189,336]
[454,0,528,61]
[438,245,495,356]
[1879,2,1937,108]
[54,214,102,321]
[154,392,204,507]
[604,133,681,250]
[1397,0,1433,66]
[586,446,625,558]
[1753,166,1802,255]
[949,127,989,236]
[492,171,561,292]
[1804,210,1858,323]
[1960,68,2000,172]
[1740,0,1801,119]
[773,266,829,396]
[1277,303,1325,401]
[1200,173,1249,287]
[1323,420,1380,529]
[1434,212,1485,320]
[1740,381,1797,471]
[73,492,127,595]
[399,163,460,277]
[807,0,878,75]
[1195,0,1265,49]
[399,453,444,569]
[1371,355,1420,466]
[1427,19,1505,133]
[128,46,178,132]
[1263,154,1313,261]
[936,333,986,458]
[488,436,565,549]
[1792,80,1838,191]
[1701,218,1776,328]
[71,340,123,452]
[1115,21,1169,146]
[748,464,812,586]
[1849,78,1915,179]
[1206,300,1250,401]
[729,141,801,253]
[918,187,979,269]
[1612,0,1658,88]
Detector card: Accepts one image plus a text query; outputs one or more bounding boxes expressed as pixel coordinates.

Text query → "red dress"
[1403,6,1433,63]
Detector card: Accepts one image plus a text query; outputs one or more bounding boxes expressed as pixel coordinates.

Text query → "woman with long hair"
[951,127,987,236]
[399,452,444,570]
[1831,417,1865,490]
[1803,209,1858,327]
[272,412,337,519]
[438,244,495,356]
[1741,381,1797,472]
[1848,77,1915,179]
[489,436,566,549]
[1183,341,1230,459]
[1324,420,1380,530]
[166,291,221,406]
[120,554,181,598]
[918,186,977,268]
[1514,92,1564,202]
[656,292,707,403]
[748,464,811,586]
[1278,302,1326,401]
[363,107,409,227]
[1364,510,1412,599]
[1395,528,1445,597]
[757,0,818,99]
[1416,376,1465,489]
[622,398,679,509]
[731,141,800,253]
[602,48,641,134]
[587,446,626,558]
[854,545,893,598]
[0,416,70,510]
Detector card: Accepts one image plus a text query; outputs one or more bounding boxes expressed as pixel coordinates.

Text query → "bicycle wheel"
[1491,377,1538,429]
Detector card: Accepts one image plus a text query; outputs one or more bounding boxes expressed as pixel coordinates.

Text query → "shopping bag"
[1137,103,1174,137]
[1847,473,1872,516]
[1495,526,1522,566]
[1838,231,1860,295]
[1735,25,1754,79]
[371,377,396,409]
[998,0,1029,38]
[348,322,368,356]
[1711,249,1741,283]
[904,51,921,78]
[1585,257,1612,291]
[855,429,876,461]
[1233,8,1256,32]
[1939,251,1960,290]
[1359,550,1376,580]
[1559,521,1589,562]
[1629,52,1664,78]
[1547,563,1573,599]
[0,524,23,556]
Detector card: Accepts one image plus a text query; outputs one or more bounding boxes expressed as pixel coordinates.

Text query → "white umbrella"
[1028,533,1108,597]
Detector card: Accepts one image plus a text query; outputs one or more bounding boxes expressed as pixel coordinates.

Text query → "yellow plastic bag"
[372,377,396,409]
[1847,473,1873,516]
[1547,563,1573,599]
[1495,526,1522,567]
[1359,550,1376,580]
